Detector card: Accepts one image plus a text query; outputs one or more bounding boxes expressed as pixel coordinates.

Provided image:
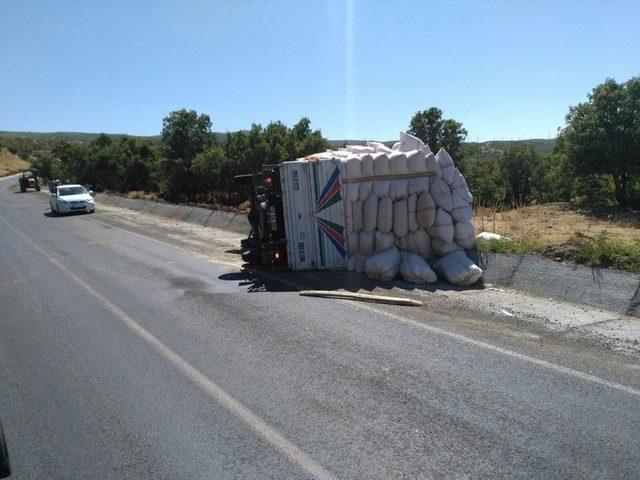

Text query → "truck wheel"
[35,185,41,192]
[20,184,26,193]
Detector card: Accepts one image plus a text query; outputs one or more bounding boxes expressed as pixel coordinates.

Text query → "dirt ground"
[473,202,640,245]
[0,148,30,177]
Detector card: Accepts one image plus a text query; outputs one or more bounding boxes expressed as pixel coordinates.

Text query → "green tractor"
[18,169,41,192]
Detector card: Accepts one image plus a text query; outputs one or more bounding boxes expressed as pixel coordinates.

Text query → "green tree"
[160,109,213,200]
[557,76,640,206]
[408,107,468,159]
[498,145,539,206]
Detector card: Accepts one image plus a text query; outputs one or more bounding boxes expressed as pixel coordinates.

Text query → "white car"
[50,184,96,215]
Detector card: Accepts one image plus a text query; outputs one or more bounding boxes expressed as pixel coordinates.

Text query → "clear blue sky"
[1,0,638,141]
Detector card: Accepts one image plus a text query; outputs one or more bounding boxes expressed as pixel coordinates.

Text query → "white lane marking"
[0,213,338,480]
[252,269,640,398]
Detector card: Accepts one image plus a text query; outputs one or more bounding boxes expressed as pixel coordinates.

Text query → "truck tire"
[20,182,26,193]
[0,419,11,478]
[35,185,41,192]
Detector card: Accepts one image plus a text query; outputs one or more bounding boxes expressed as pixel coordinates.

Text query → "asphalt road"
[1,178,639,479]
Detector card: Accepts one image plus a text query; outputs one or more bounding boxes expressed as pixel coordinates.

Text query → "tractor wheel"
[35,185,41,192]
[20,183,26,193]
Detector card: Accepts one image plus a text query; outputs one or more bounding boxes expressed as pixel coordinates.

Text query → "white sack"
[454,221,476,249]
[344,156,362,202]
[375,230,395,252]
[425,152,442,178]
[389,179,408,201]
[389,152,409,199]
[407,193,418,232]
[408,177,429,196]
[347,231,358,256]
[358,230,375,256]
[389,151,408,174]
[430,177,453,212]
[345,145,374,154]
[392,142,401,151]
[364,246,401,281]
[432,238,461,257]
[394,236,407,251]
[352,200,363,232]
[363,193,378,231]
[354,254,367,273]
[377,197,393,233]
[372,153,390,197]
[450,191,473,223]
[399,132,426,152]
[367,141,392,154]
[344,200,354,232]
[406,233,418,254]
[427,208,454,243]
[433,250,483,286]
[409,229,432,260]
[358,181,373,201]
[406,150,426,173]
[393,199,408,238]
[400,251,437,284]
[416,192,437,228]
[450,168,473,203]
[435,148,455,185]
[358,153,375,201]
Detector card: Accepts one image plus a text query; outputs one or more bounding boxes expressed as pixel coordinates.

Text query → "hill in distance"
[0,130,555,156]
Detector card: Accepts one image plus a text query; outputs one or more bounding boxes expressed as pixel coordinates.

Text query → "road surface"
[1,178,639,479]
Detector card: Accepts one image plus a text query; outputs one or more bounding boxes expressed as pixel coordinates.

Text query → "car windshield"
[58,186,87,196]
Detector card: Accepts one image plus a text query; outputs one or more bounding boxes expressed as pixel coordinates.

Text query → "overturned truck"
[235,132,482,286]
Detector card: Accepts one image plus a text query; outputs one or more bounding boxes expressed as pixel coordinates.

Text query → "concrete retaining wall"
[95,193,250,234]
[478,252,640,318]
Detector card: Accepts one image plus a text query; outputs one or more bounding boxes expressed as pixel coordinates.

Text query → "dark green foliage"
[570,175,615,206]
[408,107,468,160]
[557,76,640,206]
[497,145,539,205]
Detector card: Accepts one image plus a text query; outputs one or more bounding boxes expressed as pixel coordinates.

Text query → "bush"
[571,175,615,206]
[572,231,640,272]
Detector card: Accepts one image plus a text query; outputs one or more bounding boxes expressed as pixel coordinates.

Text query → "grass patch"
[572,231,640,273]
[477,237,539,255]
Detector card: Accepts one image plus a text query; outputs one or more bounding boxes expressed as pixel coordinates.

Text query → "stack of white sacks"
[342,132,482,286]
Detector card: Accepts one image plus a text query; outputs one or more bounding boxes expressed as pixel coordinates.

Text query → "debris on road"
[299,290,423,306]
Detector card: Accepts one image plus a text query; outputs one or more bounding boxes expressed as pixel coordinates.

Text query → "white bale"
[344,156,362,202]
[372,153,390,197]
[377,197,393,233]
[430,177,453,212]
[450,191,473,223]
[389,151,409,199]
[435,148,455,185]
[358,154,375,201]
[406,233,418,254]
[364,246,401,281]
[358,181,373,201]
[344,200,354,232]
[409,229,432,260]
[394,236,407,251]
[346,255,357,272]
[408,177,429,196]
[416,192,437,228]
[354,254,367,273]
[358,230,375,256]
[400,251,437,284]
[407,193,418,232]
[399,132,425,152]
[389,151,408,174]
[345,145,374,154]
[367,141,392,154]
[425,152,442,178]
[347,231,358,256]
[363,193,378,231]
[427,208,454,243]
[406,150,426,173]
[374,230,395,252]
[451,168,473,203]
[454,221,476,249]
[392,142,401,151]
[389,179,408,201]
[361,153,375,176]
[433,250,483,286]
[432,238,462,257]
[393,199,408,238]
[352,199,363,232]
